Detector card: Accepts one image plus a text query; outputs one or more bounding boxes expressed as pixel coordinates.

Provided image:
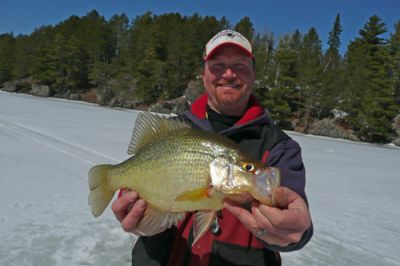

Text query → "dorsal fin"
[127,112,191,155]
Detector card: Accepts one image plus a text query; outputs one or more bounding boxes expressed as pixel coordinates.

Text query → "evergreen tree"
[200,15,229,42]
[298,27,323,130]
[108,14,130,57]
[234,17,254,41]
[22,25,55,81]
[344,15,396,142]
[33,33,82,92]
[252,32,274,93]
[285,29,303,113]
[76,10,113,87]
[91,14,131,100]
[263,31,301,127]
[29,26,56,82]
[62,35,83,91]
[388,22,400,105]
[0,33,15,83]
[89,60,115,90]
[134,46,164,103]
[327,14,342,53]
[11,35,33,79]
[157,13,191,99]
[127,12,162,72]
[321,14,344,118]
[253,34,272,76]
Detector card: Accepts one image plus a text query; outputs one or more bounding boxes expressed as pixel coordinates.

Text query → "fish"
[88,112,281,244]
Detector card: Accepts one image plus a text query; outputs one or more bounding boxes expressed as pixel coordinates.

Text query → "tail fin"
[88,164,115,217]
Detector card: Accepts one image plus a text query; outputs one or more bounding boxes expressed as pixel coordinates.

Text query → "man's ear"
[200,60,206,76]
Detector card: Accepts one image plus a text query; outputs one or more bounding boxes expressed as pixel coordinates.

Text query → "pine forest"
[1,11,399,143]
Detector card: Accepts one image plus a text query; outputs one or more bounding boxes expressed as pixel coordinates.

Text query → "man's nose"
[222,67,237,79]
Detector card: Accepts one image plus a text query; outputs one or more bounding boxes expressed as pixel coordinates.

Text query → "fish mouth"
[252,167,281,205]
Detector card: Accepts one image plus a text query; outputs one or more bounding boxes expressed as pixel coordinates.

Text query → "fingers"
[273,187,304,210]
[224,187,312,247]
[224,201,293,245]
[273,186,289,208]
[111,190,147,233]
[262,187,311,230]
[111,190,138,222]
[251,204,294,234]
[224,201,259,233]
[252,204,305,245]
[120,199,146,232]
[252,187,312,245]
[257,204,308,230]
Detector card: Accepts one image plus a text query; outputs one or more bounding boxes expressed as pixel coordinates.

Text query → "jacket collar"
[190,93,265,126]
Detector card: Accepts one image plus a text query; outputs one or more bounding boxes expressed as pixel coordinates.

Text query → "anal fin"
[192,211,217,246]
[135,206,186,236]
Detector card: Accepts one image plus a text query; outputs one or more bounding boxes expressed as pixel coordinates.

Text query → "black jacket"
[131,94,313,266]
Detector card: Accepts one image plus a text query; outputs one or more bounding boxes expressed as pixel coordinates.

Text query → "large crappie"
[88,112,280,244]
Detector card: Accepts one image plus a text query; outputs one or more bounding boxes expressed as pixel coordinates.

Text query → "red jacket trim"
[190,93,265,125]
[261,150,270,164]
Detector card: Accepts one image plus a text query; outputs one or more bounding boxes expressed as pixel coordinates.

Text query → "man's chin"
[216,90,242,104]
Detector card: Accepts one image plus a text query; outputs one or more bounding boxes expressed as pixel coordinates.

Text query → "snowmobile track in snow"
[0,116,120,165]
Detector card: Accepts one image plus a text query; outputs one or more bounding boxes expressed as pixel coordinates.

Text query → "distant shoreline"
[2,89,399,149]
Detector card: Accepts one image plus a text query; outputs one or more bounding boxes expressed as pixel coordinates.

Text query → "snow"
[1,90,399,266]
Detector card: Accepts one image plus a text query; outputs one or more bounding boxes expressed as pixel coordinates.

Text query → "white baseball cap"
[203,29,253,60]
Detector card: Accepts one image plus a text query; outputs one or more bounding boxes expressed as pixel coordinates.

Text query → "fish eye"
[242,163,255,172]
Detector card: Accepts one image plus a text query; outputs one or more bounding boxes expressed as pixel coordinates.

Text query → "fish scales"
[88,112,280,244]
[111,129,229,211]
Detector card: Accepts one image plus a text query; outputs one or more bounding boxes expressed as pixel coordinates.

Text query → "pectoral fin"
[135,206,185,236]
[175,187,211,202]
[192,211,216,245]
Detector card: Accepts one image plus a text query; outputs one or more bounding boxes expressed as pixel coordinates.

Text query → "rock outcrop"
[32,84,52,97]
[148,96,189,115]
[308,118,359,141]
[1,77,34,93]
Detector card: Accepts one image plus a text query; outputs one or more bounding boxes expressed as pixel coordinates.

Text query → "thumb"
[273,187,289,209]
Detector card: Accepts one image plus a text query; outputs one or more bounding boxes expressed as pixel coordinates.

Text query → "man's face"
[202,45,255,115]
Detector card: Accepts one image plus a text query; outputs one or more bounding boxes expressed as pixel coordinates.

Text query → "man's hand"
[111,190,147,233]
[224,186,312,247]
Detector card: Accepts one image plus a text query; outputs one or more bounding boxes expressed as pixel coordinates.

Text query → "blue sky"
[1,0,399,54]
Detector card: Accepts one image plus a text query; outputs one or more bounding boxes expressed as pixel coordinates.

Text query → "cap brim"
[204,42,254,60]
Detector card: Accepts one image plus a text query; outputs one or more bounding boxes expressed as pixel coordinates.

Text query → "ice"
[1,91,399,265]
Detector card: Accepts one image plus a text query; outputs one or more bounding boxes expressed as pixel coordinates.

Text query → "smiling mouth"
[217,84,241,89]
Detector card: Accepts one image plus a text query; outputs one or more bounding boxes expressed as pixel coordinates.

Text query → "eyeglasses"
[207,62,253,75]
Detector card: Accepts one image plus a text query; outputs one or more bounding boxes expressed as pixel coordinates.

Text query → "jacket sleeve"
[267,139,306,200]
[264,138,313,252]
[131,228,177,266]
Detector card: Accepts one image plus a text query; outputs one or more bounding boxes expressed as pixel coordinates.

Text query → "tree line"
[0,10,399,143]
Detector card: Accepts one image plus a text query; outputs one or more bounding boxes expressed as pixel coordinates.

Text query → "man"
[112,29,313,265]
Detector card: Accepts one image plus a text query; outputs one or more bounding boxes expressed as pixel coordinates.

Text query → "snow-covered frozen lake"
[1,91,399,266]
